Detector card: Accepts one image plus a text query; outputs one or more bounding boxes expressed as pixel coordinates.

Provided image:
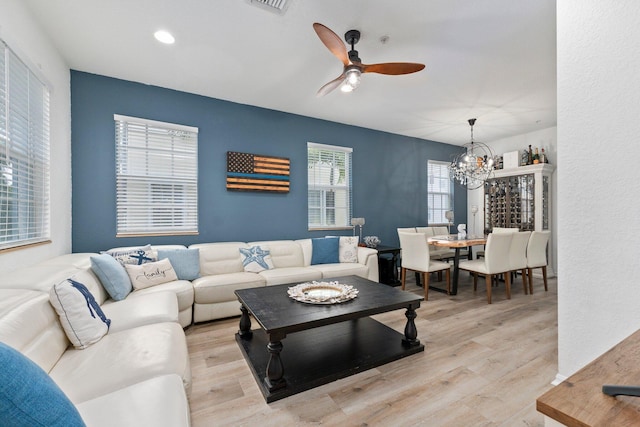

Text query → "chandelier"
[448,118,496,190]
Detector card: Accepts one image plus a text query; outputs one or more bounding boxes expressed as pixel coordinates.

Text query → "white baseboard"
[551,373,567,386]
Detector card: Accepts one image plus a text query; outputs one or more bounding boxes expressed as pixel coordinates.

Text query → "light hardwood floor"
[186,271,557,426]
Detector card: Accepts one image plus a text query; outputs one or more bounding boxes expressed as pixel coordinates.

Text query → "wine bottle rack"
[483,163,553,234]
[484,174,535,233]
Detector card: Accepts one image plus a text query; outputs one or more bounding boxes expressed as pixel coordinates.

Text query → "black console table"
[375,245,401,286]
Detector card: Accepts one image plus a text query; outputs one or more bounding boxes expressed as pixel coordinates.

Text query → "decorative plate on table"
[287,281,358,304]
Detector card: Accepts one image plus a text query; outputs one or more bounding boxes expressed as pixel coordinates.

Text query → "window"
[0,40,50,251]
[307,142,352,229]
[427,160,454,225]
[114,115,198,236]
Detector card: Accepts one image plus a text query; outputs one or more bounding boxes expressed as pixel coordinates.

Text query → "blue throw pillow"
[0,342,85,427]
[311,237,340,265]
[90,254,132,300]
[157,248,200,280]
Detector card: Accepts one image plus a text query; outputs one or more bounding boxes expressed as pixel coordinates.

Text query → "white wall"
[557,0,640,379]
[0,1,71,273]
[467,126,558,274]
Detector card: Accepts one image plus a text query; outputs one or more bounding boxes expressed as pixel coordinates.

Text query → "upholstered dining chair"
[458,232,513,304]
[509,231,532,294]
[475,227,518,259]
[416,226,456,262]
[397,227,417,233]
[431,226,450,237]
[415,226,434,236]
[398,231,450,300]
[493,227,520,233]
[526,231,551,294]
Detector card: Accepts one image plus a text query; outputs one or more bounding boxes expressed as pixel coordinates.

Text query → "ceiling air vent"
[245,0,290,15]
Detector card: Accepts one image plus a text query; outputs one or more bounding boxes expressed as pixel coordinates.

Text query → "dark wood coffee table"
[234,275,424,402]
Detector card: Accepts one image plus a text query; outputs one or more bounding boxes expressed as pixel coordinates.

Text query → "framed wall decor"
[226,151,290,193]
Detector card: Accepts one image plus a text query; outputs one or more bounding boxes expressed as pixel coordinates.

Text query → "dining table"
[427,235,488,295]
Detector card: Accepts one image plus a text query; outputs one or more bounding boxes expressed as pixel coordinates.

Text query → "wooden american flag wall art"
[226,151,290,193]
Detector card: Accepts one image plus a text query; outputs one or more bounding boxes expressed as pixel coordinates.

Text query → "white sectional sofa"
[190,239,378,322]
[2,246,195,328]
[0,259,192,426]
[0,236,379,425]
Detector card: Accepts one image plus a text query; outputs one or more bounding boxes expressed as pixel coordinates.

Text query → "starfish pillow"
[240,245,275,273]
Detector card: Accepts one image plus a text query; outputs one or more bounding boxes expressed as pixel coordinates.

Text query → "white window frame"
[427,160,454,225]
[307,142,352,230]
[0,40,51,251]
[114,115,198,237]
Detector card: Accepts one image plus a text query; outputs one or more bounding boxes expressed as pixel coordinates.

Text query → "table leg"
[391,251,401,285]
[264,332,286,392]
[238,304,253,338]
[451,247,461,295]
[402,305,420,347]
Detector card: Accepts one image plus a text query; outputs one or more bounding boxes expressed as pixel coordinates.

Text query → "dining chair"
[432,226,450,236]
[476,227,517,259]
[415,227,435,239]
[458,232,513,304]
[398,231,450,300]
[397,227,417,233]
[509,231,532,294]
[526,231,551,294]
[493,227,520,233]
[416,227,455,262]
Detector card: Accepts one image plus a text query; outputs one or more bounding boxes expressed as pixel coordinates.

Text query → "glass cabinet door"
[484,174,534,232]
[542,175,549,230]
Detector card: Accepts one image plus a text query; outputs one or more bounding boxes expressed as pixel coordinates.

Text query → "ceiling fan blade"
[361,62,426,75]
[316,74,346,97]
[313,23,350,66]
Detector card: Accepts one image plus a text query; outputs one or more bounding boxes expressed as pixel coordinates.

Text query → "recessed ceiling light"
[154,30,175,44]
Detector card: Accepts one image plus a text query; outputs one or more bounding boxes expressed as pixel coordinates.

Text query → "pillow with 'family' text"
[239,245,275,273]
[124,258,178,290]
[49,278,111,349]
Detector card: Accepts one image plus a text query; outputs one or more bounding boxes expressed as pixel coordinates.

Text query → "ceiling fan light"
[344,67,361,91]
[345,68,361,86]
[340,83,354,93]
[340,68,361,93]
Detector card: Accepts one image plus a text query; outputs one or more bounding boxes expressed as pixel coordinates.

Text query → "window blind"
[427,160,454,225]
[114,115,198,236]
[0,40,50,250]
[307,142,352,229]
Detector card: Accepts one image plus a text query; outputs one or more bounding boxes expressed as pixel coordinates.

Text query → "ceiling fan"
[312,22,425,97]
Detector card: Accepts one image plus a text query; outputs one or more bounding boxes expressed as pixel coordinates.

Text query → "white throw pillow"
[49,278,111,349]
[339,236,359,263]
[239,245,275,273]
[125,258,178,290]
[104,244,156,266]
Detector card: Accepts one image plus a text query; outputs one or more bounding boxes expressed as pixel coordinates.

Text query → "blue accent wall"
[71,71,466,252]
